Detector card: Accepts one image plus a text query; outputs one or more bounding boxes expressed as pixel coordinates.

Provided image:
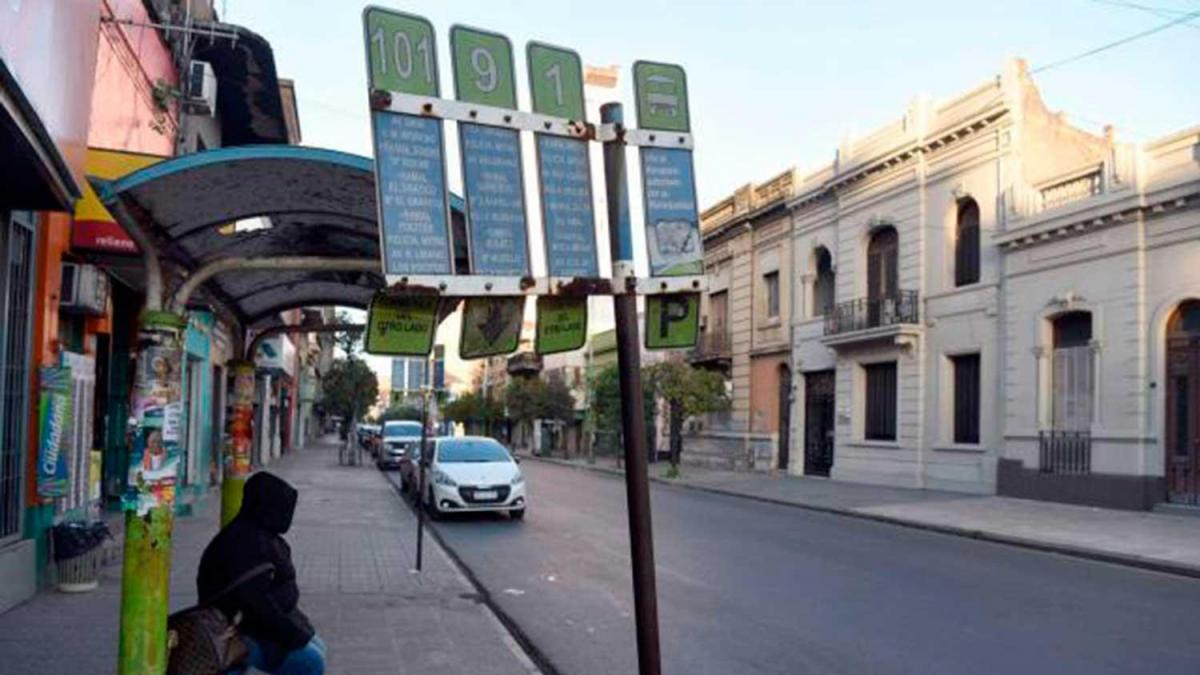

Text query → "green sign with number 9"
[527,42,585,121]
[450,25,517,109]
[363,8,439,96]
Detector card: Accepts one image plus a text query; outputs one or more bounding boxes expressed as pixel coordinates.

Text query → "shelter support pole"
[601,102,662,675]
[221,360,256,526]
[118,310,186,675]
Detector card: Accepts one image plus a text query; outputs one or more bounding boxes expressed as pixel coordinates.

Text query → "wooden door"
[777,366,792,471]
[1166,302,1200,505]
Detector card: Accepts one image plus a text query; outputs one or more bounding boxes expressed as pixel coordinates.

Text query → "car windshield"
[383,421,422,438]
[437,439,510,463]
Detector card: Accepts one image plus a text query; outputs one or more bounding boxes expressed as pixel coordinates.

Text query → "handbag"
[167,562,275,675]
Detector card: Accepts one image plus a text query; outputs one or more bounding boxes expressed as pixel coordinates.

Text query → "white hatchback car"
[422,436,526,520]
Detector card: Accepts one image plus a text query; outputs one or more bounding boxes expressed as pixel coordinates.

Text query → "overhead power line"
[1032,7,1200,73]
[1085,0,1200,31]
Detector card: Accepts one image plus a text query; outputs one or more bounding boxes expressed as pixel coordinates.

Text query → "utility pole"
[601,101,662,675]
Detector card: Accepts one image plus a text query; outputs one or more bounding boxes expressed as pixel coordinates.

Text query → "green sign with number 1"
[363,7,439,96]
[527,42,585,120]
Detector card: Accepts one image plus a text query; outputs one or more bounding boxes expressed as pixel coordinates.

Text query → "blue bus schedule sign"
[372,112,454,275]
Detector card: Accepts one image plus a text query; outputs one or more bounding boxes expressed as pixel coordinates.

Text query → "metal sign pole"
[601,101,662,675]
[414,364,431,572]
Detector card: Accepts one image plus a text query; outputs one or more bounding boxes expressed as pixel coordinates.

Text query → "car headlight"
[434,470,457,487]
[511,472,525,486]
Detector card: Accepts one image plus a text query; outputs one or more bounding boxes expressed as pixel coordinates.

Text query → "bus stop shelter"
[91,144,465,673]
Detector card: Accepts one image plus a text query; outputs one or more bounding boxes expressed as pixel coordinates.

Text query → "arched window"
[955,198,980,287]
[812,247,835,316]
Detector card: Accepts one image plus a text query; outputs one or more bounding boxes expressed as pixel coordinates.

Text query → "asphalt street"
[387,461,1200,675]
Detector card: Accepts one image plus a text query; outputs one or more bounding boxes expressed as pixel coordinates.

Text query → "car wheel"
[510,508,525,521]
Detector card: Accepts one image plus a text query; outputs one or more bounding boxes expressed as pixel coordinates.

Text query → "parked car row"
[376,432,526,521]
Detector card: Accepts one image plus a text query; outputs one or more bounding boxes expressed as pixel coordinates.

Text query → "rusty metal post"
[221,360,256,526]
[118,310,186,675]
[601,102,662,675]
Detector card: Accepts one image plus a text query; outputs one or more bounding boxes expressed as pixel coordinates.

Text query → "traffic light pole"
[601,102,662,675]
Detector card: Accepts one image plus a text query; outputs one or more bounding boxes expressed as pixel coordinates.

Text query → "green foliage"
[321,357,378,421]
[587,363,655,455]
[501,375,579,424]
[379,403,422,423]
[333,310,364,357]
[647,360,730,467]
[442,390,503,423]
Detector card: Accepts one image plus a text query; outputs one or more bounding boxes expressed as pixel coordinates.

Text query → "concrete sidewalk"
[0,437,540,675]
[530,453,1200,578]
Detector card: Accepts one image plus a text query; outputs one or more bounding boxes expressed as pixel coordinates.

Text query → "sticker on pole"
[460,297,524,359]
[451,26,531,276]
[645,293,700,350]
[528,42,598,278]
[363,8,454,277]
[365,294,439,356]
[633,61,690,132]
[535,297,587,355]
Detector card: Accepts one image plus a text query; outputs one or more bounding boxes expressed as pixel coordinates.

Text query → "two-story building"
[698,58,1200,510]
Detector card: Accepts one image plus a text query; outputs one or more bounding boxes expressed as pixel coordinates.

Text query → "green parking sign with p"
[363,7,439,96]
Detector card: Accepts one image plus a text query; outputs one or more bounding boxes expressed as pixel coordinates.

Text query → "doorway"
[1166,300,1200,505]
[803,370,836,477]
[867,227,898,327]
[777,365,792,471]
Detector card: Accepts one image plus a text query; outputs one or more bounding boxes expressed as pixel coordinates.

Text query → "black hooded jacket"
[197,472,315,666]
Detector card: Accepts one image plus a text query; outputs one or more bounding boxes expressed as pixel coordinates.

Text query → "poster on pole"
[365,294,439,356]
[363,8,454,277]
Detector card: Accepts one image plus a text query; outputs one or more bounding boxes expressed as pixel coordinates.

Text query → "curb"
[524,455,1200,581]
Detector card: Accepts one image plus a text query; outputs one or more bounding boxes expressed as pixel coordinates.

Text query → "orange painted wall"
[749,354,789,434]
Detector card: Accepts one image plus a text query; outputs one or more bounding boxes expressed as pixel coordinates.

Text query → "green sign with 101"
[364,7,439,96]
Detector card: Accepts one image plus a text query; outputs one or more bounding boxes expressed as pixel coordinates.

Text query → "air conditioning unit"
[60,263,110,316]
[183,60,217,116]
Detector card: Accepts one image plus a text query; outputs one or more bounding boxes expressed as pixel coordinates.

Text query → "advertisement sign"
[363,8,454,277]
[36,365,72,499]
[72,149,165,254]
[226,363,255,479]
[364,294,438,356]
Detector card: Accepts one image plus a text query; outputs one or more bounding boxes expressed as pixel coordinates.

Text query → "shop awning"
[92,144,465,328]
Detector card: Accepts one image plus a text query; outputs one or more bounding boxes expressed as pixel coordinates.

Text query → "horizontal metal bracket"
[595,124,694,150]
[382,274,705,297]
[373,91,592,140]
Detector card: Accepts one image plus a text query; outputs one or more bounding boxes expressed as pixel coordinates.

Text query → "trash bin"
[51,522,111,593]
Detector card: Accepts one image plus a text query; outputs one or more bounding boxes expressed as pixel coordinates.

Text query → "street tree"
[321,357,378,424]
[588,363,655,458]
[442,390,503,435]
[647,360,730,471]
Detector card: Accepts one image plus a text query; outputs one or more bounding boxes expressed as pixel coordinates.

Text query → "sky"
[220,0,1199,386]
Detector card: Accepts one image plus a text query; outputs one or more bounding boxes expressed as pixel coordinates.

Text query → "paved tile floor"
[0,437,539,675]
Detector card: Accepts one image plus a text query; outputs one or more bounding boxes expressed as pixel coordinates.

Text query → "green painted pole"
[221,360,256,526]
[118,311,186,675]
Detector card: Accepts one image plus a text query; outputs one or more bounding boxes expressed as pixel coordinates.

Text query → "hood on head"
[239,471,298,534]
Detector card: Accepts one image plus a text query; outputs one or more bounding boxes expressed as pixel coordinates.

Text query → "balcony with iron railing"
[821,291,921,347]
[690,330,733,364]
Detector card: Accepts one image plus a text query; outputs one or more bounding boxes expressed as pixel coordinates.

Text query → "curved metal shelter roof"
[93,145,465,328]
